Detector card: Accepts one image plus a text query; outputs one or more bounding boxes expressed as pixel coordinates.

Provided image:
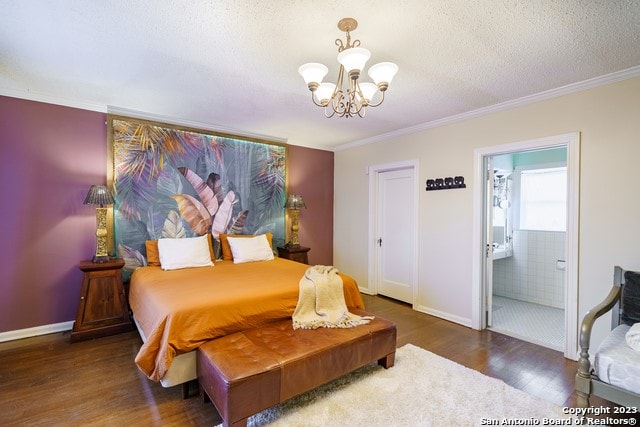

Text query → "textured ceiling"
[1,1,640,150]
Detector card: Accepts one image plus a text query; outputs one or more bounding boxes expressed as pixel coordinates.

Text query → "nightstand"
[277,246,311,264]
[70,258,133,343]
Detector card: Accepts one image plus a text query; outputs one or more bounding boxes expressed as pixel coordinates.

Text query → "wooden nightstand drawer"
[277,246,310,264]
[70,258,132,343]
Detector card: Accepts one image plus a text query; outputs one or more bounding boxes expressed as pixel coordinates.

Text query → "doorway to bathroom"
[472,133,580,359]
[487,149,567,351]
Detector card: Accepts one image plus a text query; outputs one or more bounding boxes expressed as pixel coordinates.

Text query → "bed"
[110,121,356,393]
[128,256,365,390]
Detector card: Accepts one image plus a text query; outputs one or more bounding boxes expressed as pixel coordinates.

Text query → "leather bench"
[197,310,396,427]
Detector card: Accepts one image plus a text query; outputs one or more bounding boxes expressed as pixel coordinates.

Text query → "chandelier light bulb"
[315,82,336,104]
[358,82,378,103]
[298,63,329,88]
[368,62,399,89]
[337,47,371,76]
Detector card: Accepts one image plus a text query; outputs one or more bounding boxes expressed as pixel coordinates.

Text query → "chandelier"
[298,18,398,118]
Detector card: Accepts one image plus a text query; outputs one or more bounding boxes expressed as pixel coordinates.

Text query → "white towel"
[625,322,640,351]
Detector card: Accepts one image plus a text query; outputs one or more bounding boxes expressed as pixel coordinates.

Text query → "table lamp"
[285,194,306,247]
[84,185,115,263]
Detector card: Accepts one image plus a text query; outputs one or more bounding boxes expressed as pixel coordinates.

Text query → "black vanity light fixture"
[425,176,466,191]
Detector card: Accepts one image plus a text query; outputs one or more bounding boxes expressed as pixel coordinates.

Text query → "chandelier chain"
[335,31,360,53]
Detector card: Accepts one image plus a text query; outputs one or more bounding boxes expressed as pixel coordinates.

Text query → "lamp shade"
[315,82,336,103]
[83,185,114,207]
[368,62,399,85]
[298,63,329,85]
[337,47,371,73]
[358,82,378,102]
[285,194,306,210]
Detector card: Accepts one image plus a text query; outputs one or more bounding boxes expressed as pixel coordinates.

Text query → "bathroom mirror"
[492,172,513,259]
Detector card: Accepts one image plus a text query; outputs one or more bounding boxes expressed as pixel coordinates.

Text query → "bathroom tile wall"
[493,230,565,308]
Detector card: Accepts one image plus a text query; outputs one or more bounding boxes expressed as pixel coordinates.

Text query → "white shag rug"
[217,343,575,426]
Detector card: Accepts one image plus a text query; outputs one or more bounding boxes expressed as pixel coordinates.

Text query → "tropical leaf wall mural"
[109,116,286,275]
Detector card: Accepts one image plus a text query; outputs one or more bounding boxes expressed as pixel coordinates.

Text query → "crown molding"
[106,106,288,144]
[333,65,640,152]
[0,87,107,113]
[0,88,288,144]
[3,65,639,152]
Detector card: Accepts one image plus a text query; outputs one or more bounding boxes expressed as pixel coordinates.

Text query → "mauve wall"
[0,95,335,334]
[0,96,107,333]
[286,146,334,266]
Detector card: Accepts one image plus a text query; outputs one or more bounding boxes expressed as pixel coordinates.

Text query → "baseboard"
[413,305,473,328]
[0,321,74,343]
[359,293,473,328]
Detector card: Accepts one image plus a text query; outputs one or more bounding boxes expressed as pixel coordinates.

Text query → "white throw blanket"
[292,265,373,330]
[626,322,640,351]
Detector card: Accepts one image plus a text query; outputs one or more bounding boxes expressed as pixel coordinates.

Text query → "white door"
[376,167,415,303]
[484,158,495,327]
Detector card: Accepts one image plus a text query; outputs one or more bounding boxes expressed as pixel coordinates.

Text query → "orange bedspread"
[129,257,365,381]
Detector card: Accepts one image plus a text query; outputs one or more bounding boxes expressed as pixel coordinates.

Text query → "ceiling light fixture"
[298,17,398,118]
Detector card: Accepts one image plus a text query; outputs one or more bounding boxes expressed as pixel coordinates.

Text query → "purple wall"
[0,96,335,334]
[287,147,334,266]
[0,96,107,333]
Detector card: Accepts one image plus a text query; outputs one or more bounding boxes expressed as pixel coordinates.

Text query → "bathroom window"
[519,167,566,231]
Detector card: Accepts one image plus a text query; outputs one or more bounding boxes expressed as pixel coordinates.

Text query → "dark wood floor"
[0,294,623,426]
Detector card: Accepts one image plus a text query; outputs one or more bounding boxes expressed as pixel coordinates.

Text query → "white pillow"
[626,323,640,351]
[227,234,274,264]
[157,235,214,270]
